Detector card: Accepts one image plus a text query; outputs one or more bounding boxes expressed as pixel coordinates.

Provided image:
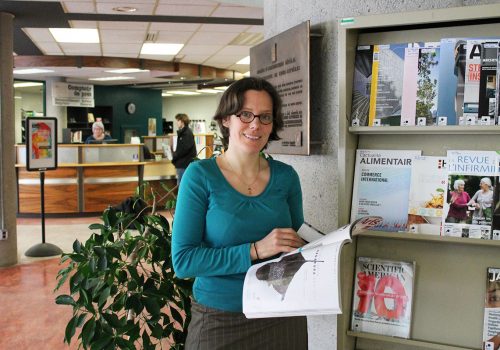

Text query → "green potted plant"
[55,183,193,350]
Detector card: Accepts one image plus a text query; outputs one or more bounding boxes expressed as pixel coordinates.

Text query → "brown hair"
[175,113,190,126]
[213,77,283,149]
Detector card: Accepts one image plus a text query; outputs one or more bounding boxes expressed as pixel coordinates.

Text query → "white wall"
[265,0,500,349]
[162,94,221,132]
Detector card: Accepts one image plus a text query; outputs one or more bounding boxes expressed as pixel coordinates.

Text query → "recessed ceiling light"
[162,93,173,97]
[105,68,150,74]
[14,68,55,74]
[140,43,184,55]
[14,82,44,88]
[214,86,229,91]
[236,56,250,65]
[167,91,201,96]
[89,76,136,81]
[112,6,137,13]
[49,28,99,43]
[14,96,22,99]
[197,89,221,94]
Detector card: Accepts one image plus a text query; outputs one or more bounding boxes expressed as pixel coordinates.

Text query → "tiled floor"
[0,212,172,349]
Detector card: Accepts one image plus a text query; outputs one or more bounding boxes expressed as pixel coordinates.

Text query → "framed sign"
[250,21,310,155]
[26,117,58,171]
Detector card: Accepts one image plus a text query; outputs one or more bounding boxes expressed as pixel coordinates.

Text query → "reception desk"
[16,144,176,216]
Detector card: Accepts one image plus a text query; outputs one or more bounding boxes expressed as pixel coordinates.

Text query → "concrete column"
[0,12,17,267]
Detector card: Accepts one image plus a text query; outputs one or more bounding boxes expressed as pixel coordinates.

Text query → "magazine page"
[483,267,500,350]
[242,216,382,318]
[351,256,415,339]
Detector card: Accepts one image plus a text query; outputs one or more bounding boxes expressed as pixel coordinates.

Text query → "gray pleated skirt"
[185,301,308,350]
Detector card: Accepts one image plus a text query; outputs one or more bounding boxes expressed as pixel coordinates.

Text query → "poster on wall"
[148,118,157,136]
[25,117,58,171]
[52,82,94,107]
[250,21,310,155]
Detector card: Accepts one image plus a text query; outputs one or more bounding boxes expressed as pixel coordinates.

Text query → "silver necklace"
[223,156,261,195]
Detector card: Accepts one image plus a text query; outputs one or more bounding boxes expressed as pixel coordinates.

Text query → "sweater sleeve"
[287,166,304,231]
[171,162,252,279]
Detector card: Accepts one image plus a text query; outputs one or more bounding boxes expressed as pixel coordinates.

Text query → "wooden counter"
[16,144,177,216]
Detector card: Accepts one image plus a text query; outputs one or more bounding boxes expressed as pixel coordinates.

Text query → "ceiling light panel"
[188,32,239,46]
[211,6,263,19]
[167,91,201,96]
[14,68,55,74]
[23,28,56,42]
[89,76,136,81]
[14,82,44,88]
[106,68,149,74]
[50,28,99,43]
[141,43,183,55]
[100,29,147,43]
[155,5,215,17]
[97,3,155,15]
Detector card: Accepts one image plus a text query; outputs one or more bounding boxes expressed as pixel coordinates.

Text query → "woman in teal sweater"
[172,77,308,349]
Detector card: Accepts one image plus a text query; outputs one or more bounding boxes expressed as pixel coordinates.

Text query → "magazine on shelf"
[400,47,420,126]
[442,150,497,239]
[407,156,447,235]
[483,267,500,350]
[415,45,440,126]
[242,216,383,318]
[463,39,483,125]
[351,45,374,126]
[351,149,421,232]
[368,43,415,126]
[350,256,415,339]
[478,41,500,125]
[491,152,500,240]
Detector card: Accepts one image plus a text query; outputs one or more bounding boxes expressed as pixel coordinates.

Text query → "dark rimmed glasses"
[234,111,273,125]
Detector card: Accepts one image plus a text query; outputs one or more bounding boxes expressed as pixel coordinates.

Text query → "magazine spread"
[483,267,500,350]
[350,256,415,339]
[242,216,383,318]
[351,149,421,232]
[407,155,447,235]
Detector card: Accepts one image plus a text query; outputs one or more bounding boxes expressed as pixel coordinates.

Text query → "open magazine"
[242,216,383,318]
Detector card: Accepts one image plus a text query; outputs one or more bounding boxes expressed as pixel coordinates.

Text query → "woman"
[172,77,308,349]
[171,113,197,185]
[445,179,471,224]
[468,177,494,223]
[85,121,112,144]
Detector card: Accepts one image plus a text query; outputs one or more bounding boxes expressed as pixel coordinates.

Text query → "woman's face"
[93,126,104,138]
[176,119,184,129]
[457,184,465,192]
[481,181,490,191]
[223,89,273,154]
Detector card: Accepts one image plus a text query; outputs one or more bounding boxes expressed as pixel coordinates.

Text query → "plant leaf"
[55,294,76,306]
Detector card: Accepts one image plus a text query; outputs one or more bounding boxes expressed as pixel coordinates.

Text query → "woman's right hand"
[252,228,305,260]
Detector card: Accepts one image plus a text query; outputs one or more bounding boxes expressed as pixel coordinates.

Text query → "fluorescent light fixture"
[49,28,99,43]
[197,89,221,94]
[105,68,150,74]
[243,71,250,77]
[161,93,173,97]
[14,68,54,74]
[140,43,184,55]
[14,96,22,99]
[14,82,44,88]
[236,56,250,64]
[167,91,201,96]
[214,86,229,91]
[88,76,135,81]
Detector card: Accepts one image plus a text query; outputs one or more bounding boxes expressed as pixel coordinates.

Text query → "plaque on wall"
[250,21,310,155]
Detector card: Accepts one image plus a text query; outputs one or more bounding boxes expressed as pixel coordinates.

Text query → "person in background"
[172,77,308,349]
[446,179,471,224]
[171,113,196,185]
[468,177,494,222]
[85,121,112,144]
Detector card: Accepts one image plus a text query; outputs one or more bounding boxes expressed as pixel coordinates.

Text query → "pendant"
[248,187,252,194]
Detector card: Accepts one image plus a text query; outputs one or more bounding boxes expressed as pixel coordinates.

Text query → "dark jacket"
[172,126,197,169]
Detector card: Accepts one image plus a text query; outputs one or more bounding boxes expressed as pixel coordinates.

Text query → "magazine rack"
[337,4,500,350]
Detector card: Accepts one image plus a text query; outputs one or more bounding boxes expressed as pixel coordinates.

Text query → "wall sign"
[52,82,94,107]
[26,117,58,171]
[250,21,310,155]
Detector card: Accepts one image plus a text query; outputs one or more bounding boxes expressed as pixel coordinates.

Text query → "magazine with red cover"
[483,267,500,350]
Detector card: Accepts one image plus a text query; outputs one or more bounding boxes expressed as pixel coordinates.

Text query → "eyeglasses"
[234,111,273,125]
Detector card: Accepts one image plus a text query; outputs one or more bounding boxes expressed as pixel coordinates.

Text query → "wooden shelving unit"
[337,4,500,350]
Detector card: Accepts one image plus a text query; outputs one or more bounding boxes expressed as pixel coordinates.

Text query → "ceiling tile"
[188,31,238,45]
[70,20,98,29]
[211,6,263,19]
[204,54,246,65]
[100,29,147,43]
[158,0,217,4]
[99,21,150,30]
[95,0,157,3]
[60,43,101,55]
[155,4,216,17]
[245,25,264,33]
[179,44,222,55]
[23,28,56,42]
[198,24,249,33]
[97,2,156,15]
[104,52,139,58]
[156,31,193,44]
[180,55,208,64]
[149,22,200,32]
[139,54,175,61]
[102,43,142,54]
[63,2,96,13]
[216,45,249,56]
[34,42,64,55]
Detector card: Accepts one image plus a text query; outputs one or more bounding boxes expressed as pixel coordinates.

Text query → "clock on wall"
[126,102,136,115]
